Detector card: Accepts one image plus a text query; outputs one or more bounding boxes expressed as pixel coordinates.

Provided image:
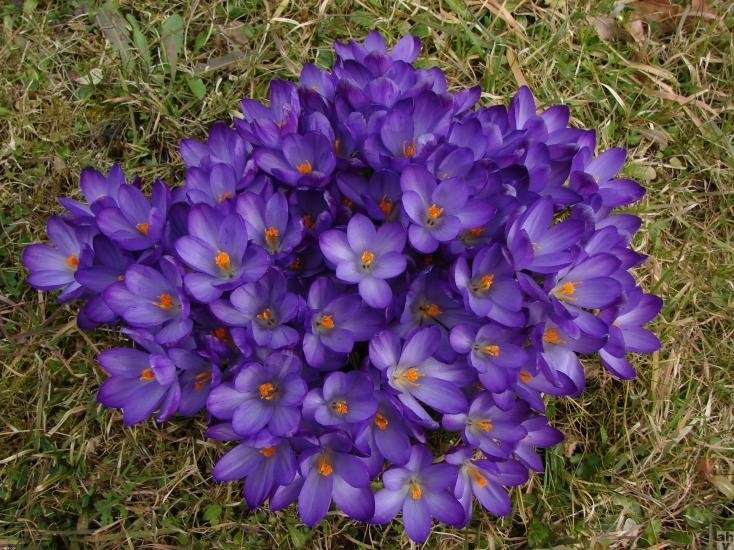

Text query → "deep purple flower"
[237,79,300,148]
[175,204,269,302]
[319,213,406,308]
[180,122,255,186]
[169,347,220,416]
[207,351,306,436]
[236,191,302,257]
[58,164,126,222]
[372,445,464,543]
[254,132,336,187]
[303,371,377,426]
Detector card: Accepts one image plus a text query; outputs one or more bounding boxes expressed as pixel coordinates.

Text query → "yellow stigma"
[403,367,422,384]
[65,254,79,269]
[402,140,417,158]
[378,196,394,218]
[317,455,333,476]
[258,382,277,400]
[217,192,233,203]
[479,273,494,290]
[426,203,444,220]
[558,281,577,299]
[374,412,389,430]
[543,327,565,345]
[193,371,211,391]
[264,226,280,247]
[156,292,174,310]
[519,369,532,383]
[296,160,312,175]
[481,344,500,357]
[361,250,375,268]
[410,481,422,500]
[139,368,155,382]
[420,303,442,318]
[214,250,231,271]
[467,465,488,487]
[332,400,349,415]
[260,446,276,458]
[136,222,149,235]
[475,419,493,432]
[319,314,335,330]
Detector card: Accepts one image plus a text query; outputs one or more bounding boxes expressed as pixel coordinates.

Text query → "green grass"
[1,0,732,547]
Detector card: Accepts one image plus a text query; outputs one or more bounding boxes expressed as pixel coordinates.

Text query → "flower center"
[260,446,276,458]
[65,254,79,270]
[136,222,149,236]
[331,399,349,415]
[302,214,315,230]
[217,192,233,203]
[467,226,484,237]
[319,314,335,330]
[155,293,174,310]
[214,250,231,271]
[426,203,444,220]
[410,481,422,500]
[212,326,231,342]
[475,418,493,432]
[419,302,442,318]
[194,371,211,391]
[481,344,500,357]
[296,161,312,175]
[257,307,276,327]
[403,367,422,384]
[361,250,375,269]
[317,454,333,476]
[139,368,155,382]
[519,369,532,383]
[342,196,353,208]
[374,412,389,430]
[378,196,394,218]
[543,327,565,345]
[116,274,125,281]
[557,281,577,299]
[402,140,417,158]
[258,382,277,400]
[264,226,280,248]
[478,274,494,291]
[467,465,488,487]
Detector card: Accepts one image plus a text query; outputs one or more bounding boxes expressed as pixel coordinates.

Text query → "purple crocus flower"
[236,191,302,257]
[175,204,269,302]
[303,371,377,427]
[445,446,528,521]
[442,392,528,459]
[372,445,464,543]
[97,344,181,426]
[22,216,91,302]
[207,351,306,436]
[103,257,192,345]
[298,432,374,525]
[254,132,336,187]
[58,164,125,222]
[449,322,528,392]
[369,326,469,424]
[355,392,413,466]
[550,253,623,312]
[210,270,300,348]
[168,348,220,416]
[319,213,407,308]
[237,79,301,148]
[212,430,297,508]
[179,122,255,186]
[453,243,525,327]
[513,414,564,472]
[183,163,240,207]
[303,277,382,368]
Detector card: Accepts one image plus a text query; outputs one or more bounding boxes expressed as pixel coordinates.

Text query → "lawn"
[1,0,732,547]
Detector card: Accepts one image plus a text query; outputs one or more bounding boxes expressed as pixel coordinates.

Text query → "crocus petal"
[298,470,333,526]
[402,496,432,543]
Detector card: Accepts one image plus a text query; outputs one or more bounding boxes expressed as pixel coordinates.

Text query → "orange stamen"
[260,446,276,458]
[139,368,155,382]
[402,140,417,158]
[378,196,394,218]
[475,419,493,432]
[214,250,231,271]
[65,254,79,269]
[332,400,349,415]
[289,257,302,271]
[136,222,149,236]
[479,274,494,290]
[558,281,577,299]
[403,367,422,383]
[374,412,389,430]
[519,369,532,383]
[212,326,231,342]
[257,308,273,322]
[420,303,442,318]
[217,192,233,203]
[341,197,354,209]
[426,203,444,220]
[116,274,125,281]
[481,344,500,357]
[156,293,174,310]
[467,226,484,237]
[296,161,312,175]
[468,465,488,487]
[258,382,277,400]
[193,371,211,391]
[302,214,315,230]
[319,314,335,330]
[264,226,280,247]
[410,481,422,500]
[543,327,565,345]
[317,454,333,476]
[361,250,374,268]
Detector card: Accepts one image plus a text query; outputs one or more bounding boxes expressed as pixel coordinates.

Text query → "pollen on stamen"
[319,314,335,330]
[374,412,389,430]
[519,370,533,383]
[260,446,276,458]
[402,140,417,158]
[65,254,79,269]
[481,344,500,357]
[475,419,493,432]
[466,226,484,237]
[378,196,394,218]
[360,250,375,268]
[156,292,174,310]
[477,273,494,291]
[212,326,231,342]
[296,160,312,175]
[332,400,349,415]
[426,203,444,220]
[257,307,274,324]
[558,281,577,299]
[136,222,149,236]
[217,192,233,203]
[410,481,422,500]
[193,371,211,391]
[214,250,231,271]
[403,367,422,383]
[420,303,442,318]
[139,368,155,382]
[264,226,280,247]
[258,382,277,400]
[317,455,333,476]
[543,327,565,345]
[468,466,488,487]
[302,214,315,230]
[289,257,302,271]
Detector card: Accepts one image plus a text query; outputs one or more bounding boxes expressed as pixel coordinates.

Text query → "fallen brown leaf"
[627,0,717,36]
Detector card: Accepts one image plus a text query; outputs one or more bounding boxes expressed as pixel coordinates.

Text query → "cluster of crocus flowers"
[22,31,661,543]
